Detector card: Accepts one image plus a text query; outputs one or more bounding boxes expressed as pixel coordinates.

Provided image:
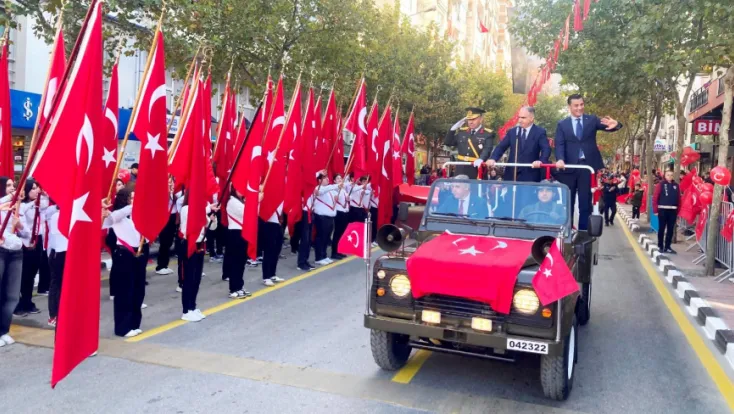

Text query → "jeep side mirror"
[398,202,410,222]
[588,215,603,237]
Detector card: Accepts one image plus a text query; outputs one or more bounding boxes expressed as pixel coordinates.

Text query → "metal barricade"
[678,216,699,252]
[714,202,734,282]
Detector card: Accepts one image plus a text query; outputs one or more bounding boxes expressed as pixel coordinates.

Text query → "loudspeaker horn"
[376,224,405,252]
[531,235,557,264]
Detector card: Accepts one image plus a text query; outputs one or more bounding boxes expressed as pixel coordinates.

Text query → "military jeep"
[365,164,601,401]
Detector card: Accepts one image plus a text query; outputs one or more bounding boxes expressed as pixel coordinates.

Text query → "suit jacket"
[438,195,490,219]
[554,115,622,172]
[490,124,551,182]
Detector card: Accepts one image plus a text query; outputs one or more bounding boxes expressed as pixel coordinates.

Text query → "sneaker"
[181,311,203,322]
[124,330,139,338]
[298,265,315,271]
[175,286,183,293]
[209,256,223,263]
[371,242,378,248]
[90,351,98,357]
[37,291,49,296]
[222,277,230,282]
[48,317,57,327]
[13,310,28,317]
[256,256,263,264]
[156,268,174,275]
[110,296,115,301]
[279,253,287,259]
[202,272,207,277]
[134,329,142,335]
[247,259,259,267]
[141,303,148,309]
[194,309,206,319]
[665,248,677,255]
[243,289,252,297]
[28,306,41,315]
[0,334,15,345]
[271,276,284,283]
[324,258,334,264]
[0,338,5,347]
[263,279,275,287]
[315,259,330,266]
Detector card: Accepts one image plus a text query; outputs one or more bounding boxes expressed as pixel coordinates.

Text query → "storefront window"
[13,135,24,175]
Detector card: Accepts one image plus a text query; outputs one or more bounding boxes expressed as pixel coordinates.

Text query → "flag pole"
[262,73,301,188]
[166,44,201,136]
[106,9,166,201]
[0,0,99,241]
[167,63,202,163]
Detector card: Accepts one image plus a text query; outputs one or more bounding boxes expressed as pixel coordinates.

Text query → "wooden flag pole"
[167,62,202,163]
[106,9,166,201]
[165,44,201,136]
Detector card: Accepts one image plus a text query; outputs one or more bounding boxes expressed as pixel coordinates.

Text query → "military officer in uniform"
[444,107,496,178]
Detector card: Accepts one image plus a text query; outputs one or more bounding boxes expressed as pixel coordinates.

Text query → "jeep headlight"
[512,289,540,315]
[390,275,411,297]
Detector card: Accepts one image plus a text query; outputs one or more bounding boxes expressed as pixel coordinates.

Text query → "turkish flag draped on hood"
[130,29,169,241]
[406,233,533,314]
[29,0,103,386]
[532,239,578,305]
[401,112,415,185]
[344,79,368,178]
[101,62,119,195]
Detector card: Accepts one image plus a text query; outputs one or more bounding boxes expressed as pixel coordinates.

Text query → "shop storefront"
[688,74,734,179]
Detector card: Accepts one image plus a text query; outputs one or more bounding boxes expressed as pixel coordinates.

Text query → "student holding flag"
[223,186,253,298]
[313,171,340,266]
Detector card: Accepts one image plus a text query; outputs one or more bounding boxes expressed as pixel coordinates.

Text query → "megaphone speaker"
[377,224,405,252]
[531,235,556,265]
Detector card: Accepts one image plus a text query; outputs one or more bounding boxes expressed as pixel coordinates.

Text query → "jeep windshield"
[426,178,571,228]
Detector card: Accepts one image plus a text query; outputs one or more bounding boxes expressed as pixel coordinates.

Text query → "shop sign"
[694,118,721,135]
[653,138,668,152]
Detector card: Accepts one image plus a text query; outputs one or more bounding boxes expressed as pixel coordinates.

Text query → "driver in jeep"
[518,181,567,225]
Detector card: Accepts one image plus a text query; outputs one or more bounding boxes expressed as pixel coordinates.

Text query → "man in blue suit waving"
[554,94,622,230]
[486,106,551,182]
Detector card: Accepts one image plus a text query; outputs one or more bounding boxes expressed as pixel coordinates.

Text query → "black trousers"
[603,198,617,224]
[259,220,283,279]
[113,246,148,336]
[556,168,592,230]
[657,209,678,250]
[224,229,247,293]
[157,213,177,270]
[37,237,50,294]
[370,207,378,242]
[297,216,312,268]
[348,207,366,224]
[206,211,224,256]
[181,247,204,313]
[176,237,186,288]
[632,206,640,219]
[290,217,303,253]
[48,251,66,319]
[16,246,39,312]
[313,214,335,262]
[331,211,349,258]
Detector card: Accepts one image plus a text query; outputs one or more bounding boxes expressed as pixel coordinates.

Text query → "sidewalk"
[616,203,734,369]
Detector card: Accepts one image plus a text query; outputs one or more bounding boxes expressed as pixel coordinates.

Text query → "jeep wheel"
[370,329,411,371]
[577,282,591,326]
[540,316,578,401]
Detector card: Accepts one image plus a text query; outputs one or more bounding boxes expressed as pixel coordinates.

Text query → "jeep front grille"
[415,295,505,321]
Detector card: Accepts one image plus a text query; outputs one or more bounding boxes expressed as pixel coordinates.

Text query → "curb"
[616,203,734,370]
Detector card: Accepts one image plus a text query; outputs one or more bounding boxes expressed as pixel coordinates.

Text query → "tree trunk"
[646,112,662,224]
[704,66,734,276]
[673,72,697,184]
[642,107,657,223]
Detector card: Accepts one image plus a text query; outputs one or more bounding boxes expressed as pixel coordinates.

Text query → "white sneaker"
[0,338,5,347]
[194,309,206,319]
[315,259,329,266]
[271,276,284,283]
[0,334,14,345]
[181,311,203,322]
[124,330,139,338]
[175,286,182,293]
[202,272,207,277]
[141,303,148,309]
[324,258,334,264]
[110,296,114,301]
[371,242,378,248]
[134,329,142,335]
[102,258,113,269]
[156,268,174,275]
[263,279,275,287]
[90,351,98,357]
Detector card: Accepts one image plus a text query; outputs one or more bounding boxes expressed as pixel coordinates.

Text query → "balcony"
[690,87,709,112]
[688,74,728,122]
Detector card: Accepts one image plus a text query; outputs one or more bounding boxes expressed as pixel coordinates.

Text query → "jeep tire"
[540,316,578,401]
[577,282,591,326]
[370,329,411,371]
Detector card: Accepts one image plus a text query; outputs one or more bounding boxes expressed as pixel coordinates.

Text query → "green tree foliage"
[532,94,567,139]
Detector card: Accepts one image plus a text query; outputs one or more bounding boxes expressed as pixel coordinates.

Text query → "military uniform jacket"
[444,126,496,177]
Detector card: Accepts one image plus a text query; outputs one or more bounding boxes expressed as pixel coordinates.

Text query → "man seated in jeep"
[436,174,489,218]
[518,181,567,225]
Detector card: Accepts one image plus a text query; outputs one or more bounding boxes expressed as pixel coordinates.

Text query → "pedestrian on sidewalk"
[103,187,148,338]
[223,187,251,299]
[0,177,26,348]
[653,170,680,254]
[631,183,643,219]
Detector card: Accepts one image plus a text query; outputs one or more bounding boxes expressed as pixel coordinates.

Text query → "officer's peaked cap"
[465,107,486,120]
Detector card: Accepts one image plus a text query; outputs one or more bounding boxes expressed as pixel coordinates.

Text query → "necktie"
[520,128,526,151]
[459,199,465,215]
[576,118,585,159]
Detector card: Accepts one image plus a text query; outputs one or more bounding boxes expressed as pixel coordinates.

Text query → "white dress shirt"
[45,206,67,253]
[314,184,338,217]
[180,204,212,243]
[102,205,145,249]
[227,197,245,230]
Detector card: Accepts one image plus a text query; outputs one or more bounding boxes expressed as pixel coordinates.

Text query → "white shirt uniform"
[313,184,338,217]
[335,186,349,213]
[180,204,212,243]
[348,183,365,209]
[102,205,146,250]
[44,205,67,253]
[227,197,245,230]
[18,196,49,248]
[362,184,374,209]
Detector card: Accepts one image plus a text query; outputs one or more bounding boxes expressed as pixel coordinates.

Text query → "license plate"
[506,338,549,355]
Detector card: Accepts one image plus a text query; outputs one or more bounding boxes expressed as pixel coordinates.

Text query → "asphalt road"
[2,223,733,413]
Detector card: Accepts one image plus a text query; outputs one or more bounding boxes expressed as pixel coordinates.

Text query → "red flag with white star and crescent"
[130,29,169,241]
[259,75,285,221]
[29,0,103,387]
[532,239,579,305]
[101,62,119,195]
[0,40,13,177]
[401,112,415,185]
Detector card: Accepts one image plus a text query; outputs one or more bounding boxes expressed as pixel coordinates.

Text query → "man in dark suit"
[444,107,496,178]
[437,175,489,219]
[555,94,622,230]
[486,106,551,182]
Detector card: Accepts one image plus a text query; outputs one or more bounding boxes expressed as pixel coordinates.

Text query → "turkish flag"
[574,0,584,31]
[329,108,346,178]
[259,75,286,221]
[101,62,119,196]
[679,187,701,223]
[130,30,169,241]
[532,239,579,305]
[479,20,489,33]
[168,67,201,187]
[285,88,310,234]
[318,89,337,173]
[406,233,533,314]
[213,76,233,180]
[36,23,67,149]
[391,110,403,188]
[232,76,272,259]
[680,168,697,194]
[184,80,208,256]
[723,209,734,242]
[29,0,103,386]
[377,106,393,228]
[0,42,13,178]
[366,100,380,201]
[696,206,709,242]
[583,0,591,20]
[301,90,320,214]
[338,221,368,258]
[401,112,416,185]
[202,74,219,199]
[344,79,368,178]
